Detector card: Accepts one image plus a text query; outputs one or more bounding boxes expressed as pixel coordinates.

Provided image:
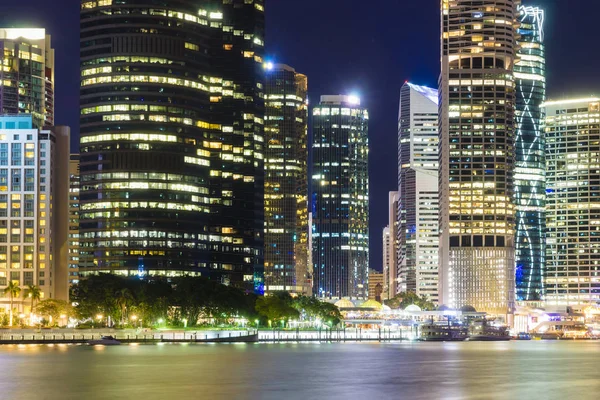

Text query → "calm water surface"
[1,341,600,399]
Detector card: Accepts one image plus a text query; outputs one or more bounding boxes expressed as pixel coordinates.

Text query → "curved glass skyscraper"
[514,5,546,302]
[79,0,265,293]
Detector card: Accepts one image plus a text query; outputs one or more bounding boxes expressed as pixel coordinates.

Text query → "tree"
[3,281,21,326]
[115,287,134,325]
[24,284,42,315]
[35,299,72,327]
[385,291,436,311]
[255,292,299,327]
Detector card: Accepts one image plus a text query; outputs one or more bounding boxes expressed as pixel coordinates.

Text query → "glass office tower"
[544,98,600,306]
[439,0,519,317]
[264,64,309,294]
[312,95,369,299]
[79,0,266,293]
[514,6,546,302]
[0,28,54,128]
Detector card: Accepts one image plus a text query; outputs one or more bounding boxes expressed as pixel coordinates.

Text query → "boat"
[419,322,468,341]
[515,332,532,340]
[88,335,121,346]
[468,320,511,341]
[531,321,591,340]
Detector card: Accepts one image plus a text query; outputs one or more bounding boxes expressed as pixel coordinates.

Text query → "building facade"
[264,64,309,294]
[384,191,399,300]
[367,268,384,302]
[544,98,600,306]
[514,5,546,302]
[0,115,70,314]
[439,0,519,316]
[79,0,266,293]
[69,154,80,287]
[312,95,369,299]
[382,225,390,298]
[0,28,54,128]
[397,83,439,303]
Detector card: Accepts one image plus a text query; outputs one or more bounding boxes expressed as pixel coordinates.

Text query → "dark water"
[1,341,600,399]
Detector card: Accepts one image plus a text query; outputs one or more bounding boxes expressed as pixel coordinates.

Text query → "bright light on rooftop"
[264,62,274,71]
[2,28,45,40]
[347,95,360,105]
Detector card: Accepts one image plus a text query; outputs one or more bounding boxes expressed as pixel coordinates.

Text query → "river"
[1,341,599,399]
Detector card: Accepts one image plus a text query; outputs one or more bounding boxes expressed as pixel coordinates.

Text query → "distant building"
[382,226,390,297]
[312,95,369,299]
[397,82,439,303]
[515,5,546,302]
[383,191,399,300]
[544,97,600,306]
[368,269,384,302]
[264,64,309,294]
[439,0,519,316]
[68,154,80,287]
[0,28,54,128]
[0,115,70,314]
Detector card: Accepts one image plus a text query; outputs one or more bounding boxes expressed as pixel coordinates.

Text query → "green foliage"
[385,291,436,311]
[24,285,42,312]
[4,281,21,326]
[35,299,72,327]
[71,274,256,327]
[255,292,299,326]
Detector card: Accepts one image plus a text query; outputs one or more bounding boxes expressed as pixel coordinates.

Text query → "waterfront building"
[439,0,519,316]
[0,28,54,128]
[264,64,309,294]
[312,95,369,299]
[544,97,600,306]
[0,115,70,313]
[79,1,266,292]
[68,154,80,287]
[367,268,384,302]
[397,82,439,303]
[514,5,546,303]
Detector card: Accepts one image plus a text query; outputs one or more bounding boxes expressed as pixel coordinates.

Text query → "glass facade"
[514,6,546,302]
[439,0,518,316]
[312,95,369,299]
[264,64,309,294]
[79,0,265,293]
[397,83,439,303]
[544,98,600,306]
[0,29,54,128]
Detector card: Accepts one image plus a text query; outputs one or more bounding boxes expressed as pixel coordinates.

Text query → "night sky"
[1,0,600,272]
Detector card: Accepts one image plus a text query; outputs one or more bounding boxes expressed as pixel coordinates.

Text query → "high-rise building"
[544,97,600,306]
[68,154,80,287]
[397,82,439,303]
[0,115,70,310]
[439,0,519,316]
[263,63,309,294]
[382,225,390,297]
[312,95,369,299]
[384,191,399,300]
[514,6,546,302]
[0,28,54,128]
[79,1,266,293]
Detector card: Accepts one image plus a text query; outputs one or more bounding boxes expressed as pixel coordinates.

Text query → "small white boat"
[88,335,121,346]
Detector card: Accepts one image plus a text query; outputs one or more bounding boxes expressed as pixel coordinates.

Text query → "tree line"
[69,274,342,328]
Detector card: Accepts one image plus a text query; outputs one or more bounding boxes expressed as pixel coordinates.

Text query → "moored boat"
[88,335,122,346]
[468,320,511,341]
[419,323,468,341]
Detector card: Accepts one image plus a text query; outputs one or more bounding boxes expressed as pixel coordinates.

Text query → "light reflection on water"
[1,341,599,399]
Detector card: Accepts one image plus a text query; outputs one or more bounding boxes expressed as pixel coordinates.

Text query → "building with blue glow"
[514,5,546,302]
[312,95,369,299]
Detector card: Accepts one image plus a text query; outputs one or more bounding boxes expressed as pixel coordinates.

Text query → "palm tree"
[24,284,42,320]
[3,281,21,327]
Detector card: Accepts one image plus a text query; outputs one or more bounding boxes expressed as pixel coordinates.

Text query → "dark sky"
[1,0,600,272]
